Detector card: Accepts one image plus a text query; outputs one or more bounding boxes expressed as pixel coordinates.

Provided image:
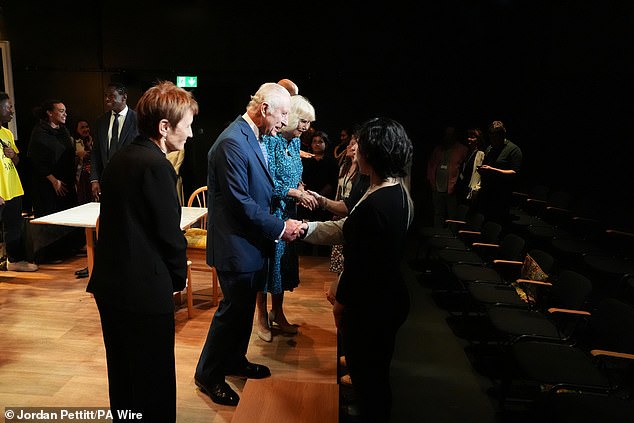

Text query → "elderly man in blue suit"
[195,82,304,406]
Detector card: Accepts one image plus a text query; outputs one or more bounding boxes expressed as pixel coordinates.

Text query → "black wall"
[2,1,633,228]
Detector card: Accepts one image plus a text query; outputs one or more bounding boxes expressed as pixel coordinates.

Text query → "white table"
[30,202,207,275]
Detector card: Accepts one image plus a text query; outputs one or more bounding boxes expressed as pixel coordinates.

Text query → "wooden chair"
[187,185,208,221]
[173,260,194,318]
[182,260,194,318]
[184,186,221,306]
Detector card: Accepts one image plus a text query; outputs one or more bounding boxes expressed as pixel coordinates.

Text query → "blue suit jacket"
[206,116,285,273]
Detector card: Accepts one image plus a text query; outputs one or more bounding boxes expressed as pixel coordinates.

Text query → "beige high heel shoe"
[268,311,298,334]
[256,314,272,342]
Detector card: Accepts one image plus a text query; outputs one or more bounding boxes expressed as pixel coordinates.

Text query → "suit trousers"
[95,297,176,423]
[195,268,265,383]
[1,196,26,262]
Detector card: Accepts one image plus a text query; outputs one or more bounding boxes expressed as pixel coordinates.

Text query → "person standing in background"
[70,119,95,278]
[454,127,485,210]
[73,119,94,205]
[307,134,371,304]
[328,131,360,276]
[333,126,353,165]
[27,100,77,218]
[300,130,339,223]
[477,120,522,226]
[0,92,38,272]
[277,78,299,96]
[87,81,197,422]
[426,126,468,227]
[27,99,82,263]
[90,82,139,201]
[166,150,185,206]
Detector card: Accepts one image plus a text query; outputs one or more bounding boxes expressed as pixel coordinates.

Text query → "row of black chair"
[410,198,634,421]
[509,185,634,302]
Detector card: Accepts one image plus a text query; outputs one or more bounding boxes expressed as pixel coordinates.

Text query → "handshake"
[281,219,309,242]
[293,187,325,211]
[279,185,326,242]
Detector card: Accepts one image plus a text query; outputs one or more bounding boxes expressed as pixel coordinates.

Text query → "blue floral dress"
[264,134,303,293]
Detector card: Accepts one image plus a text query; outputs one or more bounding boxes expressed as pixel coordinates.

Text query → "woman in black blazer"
[87,81,198,423]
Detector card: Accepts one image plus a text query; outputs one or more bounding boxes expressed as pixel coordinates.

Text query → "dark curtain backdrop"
[2,1,633,228]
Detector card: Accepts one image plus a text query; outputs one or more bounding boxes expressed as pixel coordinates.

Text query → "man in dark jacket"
[90,82,138,201]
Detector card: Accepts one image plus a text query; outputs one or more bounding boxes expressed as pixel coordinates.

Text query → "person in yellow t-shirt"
[0,92,38,272]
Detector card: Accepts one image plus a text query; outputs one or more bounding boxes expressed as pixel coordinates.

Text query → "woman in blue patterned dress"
[255,95,318,342]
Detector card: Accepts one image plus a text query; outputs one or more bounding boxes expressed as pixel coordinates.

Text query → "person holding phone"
[476,120,523,226]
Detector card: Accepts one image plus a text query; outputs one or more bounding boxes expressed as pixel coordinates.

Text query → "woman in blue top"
[255,95,318,342]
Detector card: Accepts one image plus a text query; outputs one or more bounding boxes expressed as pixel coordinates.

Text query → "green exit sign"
[176,76,198,88]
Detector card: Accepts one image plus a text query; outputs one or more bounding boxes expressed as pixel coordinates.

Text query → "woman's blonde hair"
[286,95,316,131]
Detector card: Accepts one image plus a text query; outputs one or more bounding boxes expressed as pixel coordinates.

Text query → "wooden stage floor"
[0,254,338,422]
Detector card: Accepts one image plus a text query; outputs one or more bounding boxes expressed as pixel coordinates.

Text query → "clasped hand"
[305,190,325,209]
[281,218,306,242]
[298,191,319,210]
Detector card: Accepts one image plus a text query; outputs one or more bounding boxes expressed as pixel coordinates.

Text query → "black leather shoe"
[195,379,239,406]
[227,362,271,379]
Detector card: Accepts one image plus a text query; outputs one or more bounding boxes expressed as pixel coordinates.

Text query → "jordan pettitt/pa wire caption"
[4,407,143,422]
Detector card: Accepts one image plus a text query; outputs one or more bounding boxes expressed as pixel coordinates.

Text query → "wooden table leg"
[85,227,95,276]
